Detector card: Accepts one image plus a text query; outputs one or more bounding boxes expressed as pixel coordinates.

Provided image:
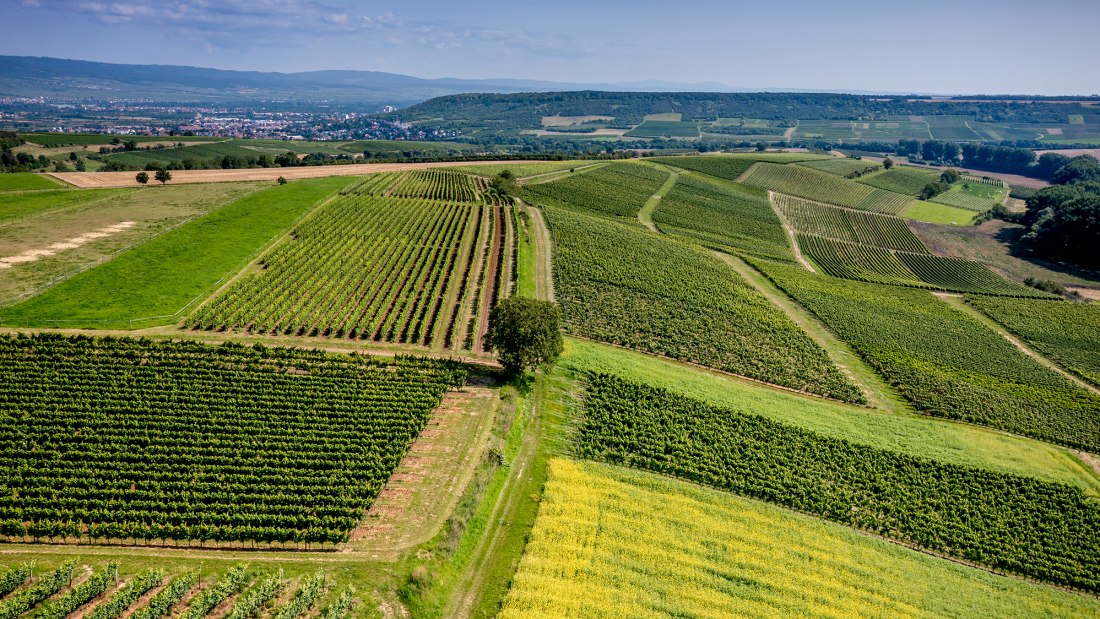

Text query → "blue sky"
[5,0,1099,95]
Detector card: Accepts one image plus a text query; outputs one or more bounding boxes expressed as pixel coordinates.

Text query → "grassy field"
[900,200,978,225]
[0,173,64,191]
[796,158,881,176]
[0,188,120,225]
[450,160,591,177]
[0,183,261,304]
[930,179,1006,211]
[0,177,350,327]
[501,459,1100,618]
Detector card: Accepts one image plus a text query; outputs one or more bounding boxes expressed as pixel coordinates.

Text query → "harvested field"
[47,160,536,188]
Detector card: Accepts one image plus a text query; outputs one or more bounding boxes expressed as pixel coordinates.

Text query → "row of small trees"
[135,170,171,185]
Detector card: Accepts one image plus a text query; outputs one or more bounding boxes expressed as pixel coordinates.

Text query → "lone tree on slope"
[487,296,563,376]
[135,171,149,186]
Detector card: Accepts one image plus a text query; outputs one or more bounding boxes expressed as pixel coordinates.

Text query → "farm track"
[525,204,556,304]
[46,161,537,189]
[768,191,817,273]
[934,293,1100,398]
[637,167,679,232]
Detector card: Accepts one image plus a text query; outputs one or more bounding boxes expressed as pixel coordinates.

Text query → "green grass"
[0,173,63,192]
[501,459,1100,619]
[0,189,121,224]
[0,177,351,327]
[560,338,1100,493]
[451,161,590,178]
[930,181,1006,211]
[901,200,978,225]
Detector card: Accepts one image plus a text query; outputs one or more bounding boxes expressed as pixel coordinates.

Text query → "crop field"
[623,120,700,137]
[968,296,1100,387]
[799,234,926,285]
[742,162,915,214]
[191,183,514,351]
[925,115,983,141]
[522,162,669,219]
[857,166,942,196]
[648,153,829,181]
[0,560,357,619]
[755,261,1100,451]
[576,373,1100,591]
[359,169,503,203]
[895,252,1039,295]
[930,180,1006,211]
[0,173,63,192]
[501,459,1100,619]
[774,194,928,253]
[795,158,881,177]
[546,205,861,401]
[0,177,349,327]
[653,175,793,260]
[0,334,465,544]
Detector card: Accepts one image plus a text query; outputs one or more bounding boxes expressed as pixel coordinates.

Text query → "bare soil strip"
[767,191,816,273]
[0,221,136,269]
[48,161,541,189]
[474,207,505,351]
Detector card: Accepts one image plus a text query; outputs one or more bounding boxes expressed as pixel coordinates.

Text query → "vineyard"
[521,162,669,219]
[742,162,915,214]
[774,193,928,253]
[545,205,862,402]
[0,334,466,544]
[0,562,355,619]
[647,153,828,181]
[753,260,1100,451]
[968,295,1100,387]
[576,373,1100,592]
[500,460,1100,618]
[652,175,793,260]
[795,157,881,177]
[857,166,941,196]
[797,234,1047,296]
[190,182,514,351]
[347,169,505,204]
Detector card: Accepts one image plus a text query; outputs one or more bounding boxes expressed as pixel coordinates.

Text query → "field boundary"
[768,191,816,273]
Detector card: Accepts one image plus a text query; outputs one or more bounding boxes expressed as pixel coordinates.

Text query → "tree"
[154,169,172,185]
[135,171,149,186]
[489,170,517,198]
[882,158,894,170]
[1052,155,1100,185]
[755,141,768,152]
[487,297,563,376]
[939,169,961,185]
[277,176,288,185]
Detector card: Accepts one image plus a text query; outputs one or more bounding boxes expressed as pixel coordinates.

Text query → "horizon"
[4,0,1099,97]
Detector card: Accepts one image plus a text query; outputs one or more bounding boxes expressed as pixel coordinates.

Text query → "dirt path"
[767,191,816,273]
[637,168,679,233]
[444,387,544,619]
[474,206,504,351]
[717,252,908,412]
[735,161,760,183]
[933,292,1100,397]
[783,126,797,141]
[48,160,546,189]
[525,206,556,304]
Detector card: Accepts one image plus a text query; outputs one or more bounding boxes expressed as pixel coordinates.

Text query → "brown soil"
[475,207,504,351]
[48,161,537,189]
[1068,287,1100,301]
[117,579,170,619]
[1034,148,1100,160]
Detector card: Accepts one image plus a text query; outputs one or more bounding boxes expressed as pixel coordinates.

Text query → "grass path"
[517,162,607,186]
[525,204,556,304]
[636,167,679,232]
[767,190,817,272]
[717,252,905,411]
[935,292,1100,397]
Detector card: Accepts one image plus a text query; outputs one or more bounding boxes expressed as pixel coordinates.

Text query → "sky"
[3,0,1099,95]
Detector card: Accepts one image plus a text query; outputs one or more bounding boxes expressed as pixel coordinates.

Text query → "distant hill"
[0,55,733,107]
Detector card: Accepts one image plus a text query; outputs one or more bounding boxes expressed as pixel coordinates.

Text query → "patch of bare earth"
[349,387,495,556]
[0,221,135,269]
